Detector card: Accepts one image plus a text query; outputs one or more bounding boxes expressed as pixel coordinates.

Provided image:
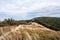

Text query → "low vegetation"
[0,23,59,40]
[31,17,60,31]
[0,17,60,40]
[0,17,60,31]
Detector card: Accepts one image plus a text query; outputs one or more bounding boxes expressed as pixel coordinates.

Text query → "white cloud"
[0,0,60,13]
[47,14,60,17]
[0,0,60,20]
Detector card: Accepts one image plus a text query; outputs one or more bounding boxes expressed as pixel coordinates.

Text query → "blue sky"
[0,0,60,21]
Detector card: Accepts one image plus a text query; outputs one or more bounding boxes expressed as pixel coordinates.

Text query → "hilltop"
[30,17,60,31]
[0,17,60,31]
[0,22,59,40]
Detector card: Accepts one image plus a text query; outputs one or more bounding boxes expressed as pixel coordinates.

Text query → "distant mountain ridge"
[30,17,60,31]
[0,17,60,31]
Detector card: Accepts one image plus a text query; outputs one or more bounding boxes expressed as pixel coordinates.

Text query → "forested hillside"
[31,17,60,31]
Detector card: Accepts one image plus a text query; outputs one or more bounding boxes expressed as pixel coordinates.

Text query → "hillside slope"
[31,17,60,31]
[0,17,60,31]
[0,22,59,40]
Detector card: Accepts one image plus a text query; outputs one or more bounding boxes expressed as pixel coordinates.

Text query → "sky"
[0,0,60,21]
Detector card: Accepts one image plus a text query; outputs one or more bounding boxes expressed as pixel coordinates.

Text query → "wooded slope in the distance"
[31,17,60,31]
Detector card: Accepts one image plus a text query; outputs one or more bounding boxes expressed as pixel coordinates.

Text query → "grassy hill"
[0,18,60,40]
[30,17,60,31]
[0,17,60,31]
[0,22,59,40]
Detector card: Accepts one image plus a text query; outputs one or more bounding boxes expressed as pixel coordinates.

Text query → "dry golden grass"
[0,22,59,40]
[0,26,16,36]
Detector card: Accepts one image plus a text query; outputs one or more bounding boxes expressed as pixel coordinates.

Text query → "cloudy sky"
[0,0,60,21]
